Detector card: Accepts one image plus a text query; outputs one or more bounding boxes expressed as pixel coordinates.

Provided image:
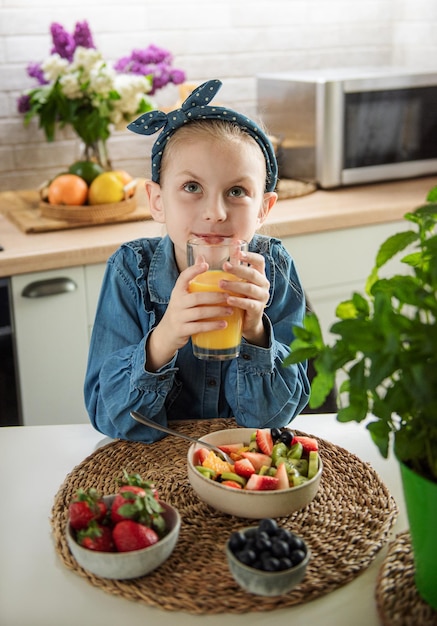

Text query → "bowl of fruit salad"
[187,427,322,518]
[65,472,181,579]
[226,518,310,596]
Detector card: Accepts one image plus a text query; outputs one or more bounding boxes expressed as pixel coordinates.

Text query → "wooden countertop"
[0,176,435,278]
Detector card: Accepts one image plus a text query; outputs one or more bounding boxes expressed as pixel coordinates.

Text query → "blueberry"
[228,530,247,553]
[278,430,294,446]
[261,554,281,571]
[270,428,282,442]
[258,518,278,536]
[237,548,257,566]
[255,532,272,552]
[271,538,290,558]
[278,557,293,570]
[290,548,306,566]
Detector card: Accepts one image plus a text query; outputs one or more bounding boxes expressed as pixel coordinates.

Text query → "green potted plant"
[285,187,437,610]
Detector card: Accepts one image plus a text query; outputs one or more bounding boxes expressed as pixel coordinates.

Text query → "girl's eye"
[183,182,202,193]
[228,187,246,198]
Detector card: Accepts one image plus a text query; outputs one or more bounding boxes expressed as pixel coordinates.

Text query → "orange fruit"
[47,174,88,206]
[201,450,234,474]
[112,170,133,185]
[88,172,125,205]
[113,170,135,198]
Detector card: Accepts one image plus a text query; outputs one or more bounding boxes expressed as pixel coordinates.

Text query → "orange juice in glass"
[187,238,248,360]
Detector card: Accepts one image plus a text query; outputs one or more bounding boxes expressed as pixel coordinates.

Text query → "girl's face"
[146,133,277,271]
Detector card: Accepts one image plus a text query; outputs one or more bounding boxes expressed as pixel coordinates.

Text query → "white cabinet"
[11,263,106,426]
[282,220,408,342]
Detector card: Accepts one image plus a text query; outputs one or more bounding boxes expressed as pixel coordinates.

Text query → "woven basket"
[39,195,136,224]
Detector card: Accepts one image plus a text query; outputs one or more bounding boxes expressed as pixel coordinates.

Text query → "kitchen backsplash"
[1,0,436,192]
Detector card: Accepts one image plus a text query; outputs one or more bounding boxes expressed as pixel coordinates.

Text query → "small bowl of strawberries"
[66,471,181,580]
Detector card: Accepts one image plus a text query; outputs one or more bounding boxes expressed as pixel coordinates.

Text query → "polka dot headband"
[127,79,278,192]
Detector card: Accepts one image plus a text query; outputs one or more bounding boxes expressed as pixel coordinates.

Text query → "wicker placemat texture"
[376,531,437,626]
[51,419,398,614]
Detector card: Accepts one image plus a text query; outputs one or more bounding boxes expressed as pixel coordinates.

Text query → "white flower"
[42,54,69,82]
[71,46,103,73]
[59,72,83,99]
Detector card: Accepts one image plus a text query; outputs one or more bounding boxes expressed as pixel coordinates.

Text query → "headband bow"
[127,79,278,192]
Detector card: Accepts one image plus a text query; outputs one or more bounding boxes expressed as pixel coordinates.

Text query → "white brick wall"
[0,0,436,191]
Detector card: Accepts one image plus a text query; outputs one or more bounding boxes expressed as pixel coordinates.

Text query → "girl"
[84,79,309,441]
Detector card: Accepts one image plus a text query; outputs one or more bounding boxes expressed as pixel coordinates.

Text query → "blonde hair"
[159,119,267,185]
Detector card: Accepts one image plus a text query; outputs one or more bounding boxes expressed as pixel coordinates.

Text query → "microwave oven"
[257,68,437,188]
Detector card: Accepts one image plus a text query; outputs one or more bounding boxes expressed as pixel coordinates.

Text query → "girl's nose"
[203,197,227,221]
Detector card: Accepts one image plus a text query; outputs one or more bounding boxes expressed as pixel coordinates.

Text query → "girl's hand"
[221,250,270,347]
[146,259,235,370]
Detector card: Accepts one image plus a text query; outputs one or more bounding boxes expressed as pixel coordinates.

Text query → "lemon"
[88,172,125,205]
[68,161,104,185]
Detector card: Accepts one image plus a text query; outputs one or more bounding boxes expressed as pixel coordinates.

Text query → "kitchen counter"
[0,176,435,278]
[0,412,408,626]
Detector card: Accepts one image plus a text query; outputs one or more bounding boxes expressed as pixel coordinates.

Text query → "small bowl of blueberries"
[225,518,310,596]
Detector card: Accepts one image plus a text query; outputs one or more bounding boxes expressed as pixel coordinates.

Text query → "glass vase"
[80,139,112,170]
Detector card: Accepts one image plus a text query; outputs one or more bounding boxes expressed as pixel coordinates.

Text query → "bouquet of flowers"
[17,21,186,166]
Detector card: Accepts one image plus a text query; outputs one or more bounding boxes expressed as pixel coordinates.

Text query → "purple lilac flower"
[26,62,48,85]
[73,21,95,49]
[170,68,185,85]
[114,44,186,94]
[50,22,75,61]
[17,94,31,114]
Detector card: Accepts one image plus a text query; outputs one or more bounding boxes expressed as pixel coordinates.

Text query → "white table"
[0,414,407,626]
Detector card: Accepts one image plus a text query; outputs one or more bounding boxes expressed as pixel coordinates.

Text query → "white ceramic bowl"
[66,496,181,579]
[187,428,322,519]
[225,525,311,596]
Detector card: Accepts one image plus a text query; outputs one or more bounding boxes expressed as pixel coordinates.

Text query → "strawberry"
[112,520,159,552]
[69,488,107,530]
[241,451,272,472]
[234,457,256,478]
[245,474,279,491]
[193,447,210,465]
[221,480,243,489]
[111,485,146,524]
[292,436,319,453]
[275,461,290,490]
[117,469,159,500]
[77,521,114,552]
[255,428,274,455]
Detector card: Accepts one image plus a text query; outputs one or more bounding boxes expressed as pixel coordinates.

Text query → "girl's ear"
[145,180,165,223]
[258,191,278,226]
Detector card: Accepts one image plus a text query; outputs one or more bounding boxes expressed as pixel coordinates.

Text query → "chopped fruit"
[307,450,320,479]
[193,447,210,465]
[221,480,243,489]
[202,450,234,474]
[241,451,272,472]
[234,457,256,478]
[275,461,291,490]
[221,472,247,487]
[271,442,288,466]
[245,474,279,491]
[292,436,319,453]
[192,428,321,491]
[195,466,217,479]
[287,441,304,459]
[217,443,245,454]
[255,428,274,455]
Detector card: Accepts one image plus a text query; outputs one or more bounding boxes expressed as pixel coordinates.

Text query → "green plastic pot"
[400,461,437,611]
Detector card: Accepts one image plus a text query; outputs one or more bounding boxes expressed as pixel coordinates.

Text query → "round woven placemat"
[51,419,398,614]
[376,531,437,626]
